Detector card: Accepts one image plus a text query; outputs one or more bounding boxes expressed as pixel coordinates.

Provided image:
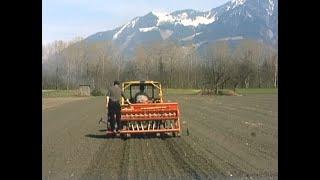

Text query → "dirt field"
[42,93,278,179]
[42,97,90,111]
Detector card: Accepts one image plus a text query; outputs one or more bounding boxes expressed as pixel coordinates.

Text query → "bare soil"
[42,97,90,111]
[43,94,278,179]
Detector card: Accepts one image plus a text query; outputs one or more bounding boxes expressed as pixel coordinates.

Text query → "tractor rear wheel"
[173,132,181,137]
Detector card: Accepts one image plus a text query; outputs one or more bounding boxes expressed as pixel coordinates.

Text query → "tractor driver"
[134,84,149,103]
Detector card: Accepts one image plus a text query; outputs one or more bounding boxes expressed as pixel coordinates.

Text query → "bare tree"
[42,38,277,91]
[271,54,278,88]
[204,41,232,94]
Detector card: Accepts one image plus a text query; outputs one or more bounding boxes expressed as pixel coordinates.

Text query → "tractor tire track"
[79,139,129,180]
[164,137,224,179]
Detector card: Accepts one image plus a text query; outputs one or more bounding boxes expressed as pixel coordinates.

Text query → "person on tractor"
[106,80,128,133]
[134,84,149,103]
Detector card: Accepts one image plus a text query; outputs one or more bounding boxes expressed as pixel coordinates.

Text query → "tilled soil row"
[79,136,227,179]
[163,137,224,179]
[172,94,277,176]
[79,139,128,180]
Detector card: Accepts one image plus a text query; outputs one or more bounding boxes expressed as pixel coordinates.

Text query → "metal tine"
[131,124,135,131]
[141,122,144,130]
[136,123,139,131]
[147,122,151,130]
[152,121,155,130]
[170,122,174,129]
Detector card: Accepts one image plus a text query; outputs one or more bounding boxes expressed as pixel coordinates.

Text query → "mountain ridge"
[84,0,277,55]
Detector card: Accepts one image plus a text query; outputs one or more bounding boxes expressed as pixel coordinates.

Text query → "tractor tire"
[173,132,181,137]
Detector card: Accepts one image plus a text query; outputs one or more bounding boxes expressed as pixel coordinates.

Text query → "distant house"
[78,85,91,96]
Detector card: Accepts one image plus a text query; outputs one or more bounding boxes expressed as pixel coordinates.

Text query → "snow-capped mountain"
[85,0,277,55]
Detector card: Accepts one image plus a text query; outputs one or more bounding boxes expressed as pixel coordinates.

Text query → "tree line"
[42,39,278,94]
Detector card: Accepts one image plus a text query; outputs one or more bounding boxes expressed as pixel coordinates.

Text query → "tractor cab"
[121,81,163,105]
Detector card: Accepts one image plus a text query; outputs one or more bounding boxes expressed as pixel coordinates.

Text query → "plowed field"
[43,94,278,179]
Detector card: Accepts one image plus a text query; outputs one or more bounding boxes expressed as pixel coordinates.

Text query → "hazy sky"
[42,0,230,45]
